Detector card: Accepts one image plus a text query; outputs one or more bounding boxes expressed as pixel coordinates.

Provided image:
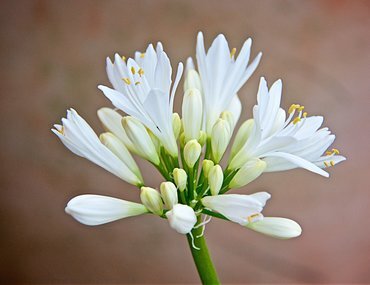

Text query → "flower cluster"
[53,32,345,246]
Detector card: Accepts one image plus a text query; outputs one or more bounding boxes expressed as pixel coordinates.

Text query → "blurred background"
[1,0,369,283]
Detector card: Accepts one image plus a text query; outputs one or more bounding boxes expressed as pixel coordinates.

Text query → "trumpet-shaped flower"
[65,194,148,226]
[52,108,143,186]
[246,217,302,239]
[229,77,346,177]
[98,43,183,157]
[196,32,262,134]
[166,204,197,234]
[202,192,271,226]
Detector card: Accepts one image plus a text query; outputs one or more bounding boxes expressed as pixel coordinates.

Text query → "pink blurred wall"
[0,0,369,283]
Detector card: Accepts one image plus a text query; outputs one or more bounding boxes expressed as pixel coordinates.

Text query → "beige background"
[1,0,369,283]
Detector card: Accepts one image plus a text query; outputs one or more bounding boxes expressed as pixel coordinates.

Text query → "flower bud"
[246,217,302,239]
[147,128,161,154]
[140,187,163,216]
[97,107,135,152]
[229,158,266,188]
[122,117,160,165]
[184,65,202,93]
[198,131,207,146]
[172,113,182,140]
[99,132,143,183]
[208,165,223,196]
[183,139,201,168]
[211,118,231,163]
[230,119,254,160]
[173,168,187,192]
[202,159,214,178]
[160,182,178,209]
[220,111,235,132]
[165,204,197,234]
[182,88,203,142]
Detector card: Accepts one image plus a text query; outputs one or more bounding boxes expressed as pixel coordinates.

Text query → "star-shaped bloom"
[98,43,183,157]
[229,77,346,177]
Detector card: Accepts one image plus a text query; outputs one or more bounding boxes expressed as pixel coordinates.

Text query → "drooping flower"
[65,194,148,226]
[98,43,183,157]
[52,108,143,186]
[229,77,346,177]
[195,32,262,134]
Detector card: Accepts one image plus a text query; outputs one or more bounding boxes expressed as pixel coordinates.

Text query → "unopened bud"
[202,159,214,178]
[173,168,187,192]
[184,139,201,168]
[208,165,224,196]
[211,119,231,163]
[122,117,160,165]
[172,113,182,139]
[165,204,197,234]
[140,187,163,216]
[97,107,135,152]
[230,119,254,160]
[147,128,161,154]
[229,158,266,188]
[99,132,143,183]
[220,111,235,131]
[198,131,207,146]
[246,217,302,239]
[184,66,202,93]
[182,88,203,142]
[160,182,178,209]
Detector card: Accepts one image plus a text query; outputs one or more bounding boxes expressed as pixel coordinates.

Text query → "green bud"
[140,187,163,215]
[211,118,231,163]
[202,159,214,178]
[208,165,223,196]
[183,139,202,168]
[229,158,266,188]
[182,88,203,142]
[230,119,254,161]
[173,168,187,192]
[160,182,178,209]
[172,113,182,140]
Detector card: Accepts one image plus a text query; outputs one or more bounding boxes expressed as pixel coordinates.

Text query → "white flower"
[229,77,346,177]
[208,165,223,196]
[201,192,271,226]
[196,32,262,134]
[165,204,197,234]
[98,43,183,157]
[182,88,203,142]
[160,182,178,209]
[229,158,266,189]
[65,194,148,226]
[52,108,143,186]
[246,217,302,239]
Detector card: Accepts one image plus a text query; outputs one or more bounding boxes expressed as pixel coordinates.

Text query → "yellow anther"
[325,151,333,156]
[131,67,136,75]
[140,53,145,58]
[324,161,330,167]
[58,126,65,135]
[247,213,261,223]
[330,160,335,166]
[288,104,300,114]
[293,117,301,125]
[332,148,340,155]
[122,77,131,85]
[303,112,307,118]
[135,81,141,85]
[138,68,144,77]
[230,48,236,58]
[121,56,126,61]
[298,105,305,112]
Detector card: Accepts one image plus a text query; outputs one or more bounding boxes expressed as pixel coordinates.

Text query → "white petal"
[65,195,148,226]
[247,217,302,239]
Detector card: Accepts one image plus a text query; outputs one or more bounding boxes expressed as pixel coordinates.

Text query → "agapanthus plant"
[52,32,345,284]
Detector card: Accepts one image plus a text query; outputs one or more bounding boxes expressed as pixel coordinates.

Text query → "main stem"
[186,217,220,284]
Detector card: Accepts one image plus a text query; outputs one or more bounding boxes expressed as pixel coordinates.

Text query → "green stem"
[186,217,220,284]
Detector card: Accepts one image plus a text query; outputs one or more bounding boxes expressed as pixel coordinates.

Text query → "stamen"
[131,66,136,75]
[230,48,236,58]
[138,68,144,77]
[298,105,305,112]
[293,117,301,125]
[303,112,307,118]
[122,78,131,85]
[325,151,333,156]
[288,104,300,114]
[247,213,262,223]
[135,81,141,85]
[189,232,200,250]
[330,160,335,166]
[332,148,340,155]
[58,126,65,135]
[140,53,145,58]
[121,56,126,61]
[324,161,330,167]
